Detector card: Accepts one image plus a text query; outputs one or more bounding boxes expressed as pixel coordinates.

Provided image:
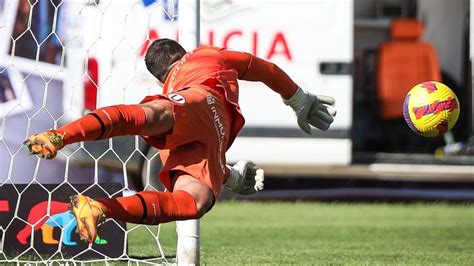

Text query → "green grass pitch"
[128,201,474,265]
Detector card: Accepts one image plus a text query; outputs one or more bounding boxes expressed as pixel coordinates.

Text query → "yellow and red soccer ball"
[403,81,460,137]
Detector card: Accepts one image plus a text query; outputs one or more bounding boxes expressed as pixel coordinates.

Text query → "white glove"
[224,161,264,195]
[284,87,336,134]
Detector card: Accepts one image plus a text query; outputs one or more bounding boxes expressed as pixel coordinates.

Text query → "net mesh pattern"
[0,0,179,264]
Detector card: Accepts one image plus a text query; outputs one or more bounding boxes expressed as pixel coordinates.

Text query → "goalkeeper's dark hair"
[145,39,186,83]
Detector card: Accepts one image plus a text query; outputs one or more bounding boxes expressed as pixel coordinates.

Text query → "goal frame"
[176,0,201,264]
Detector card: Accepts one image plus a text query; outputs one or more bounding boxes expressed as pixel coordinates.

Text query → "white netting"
[0,0,185,264]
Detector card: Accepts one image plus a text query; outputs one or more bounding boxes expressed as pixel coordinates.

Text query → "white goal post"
[176,0,201,265]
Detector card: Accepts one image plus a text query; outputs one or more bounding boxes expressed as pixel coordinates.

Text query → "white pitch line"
[369,163,474,176]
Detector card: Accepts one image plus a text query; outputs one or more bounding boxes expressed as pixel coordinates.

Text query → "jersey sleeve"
[221,49,298,99]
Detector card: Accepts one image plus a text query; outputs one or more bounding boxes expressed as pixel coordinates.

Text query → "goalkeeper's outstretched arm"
[222,50,337,134]
[221,50,298,99]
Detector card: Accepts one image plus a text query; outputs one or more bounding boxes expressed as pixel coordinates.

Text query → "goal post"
[176,0,201,265]
[176,0,200,265]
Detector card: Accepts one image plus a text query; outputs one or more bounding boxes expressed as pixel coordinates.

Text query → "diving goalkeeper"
[23,39,336,243]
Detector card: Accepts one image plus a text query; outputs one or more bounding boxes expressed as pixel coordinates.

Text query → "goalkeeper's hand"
[225,161,264,195]
[284,87,336,134]
[23,130,64,159]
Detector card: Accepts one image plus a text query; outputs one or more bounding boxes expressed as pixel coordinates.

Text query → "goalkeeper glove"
[284,87,336,134]
[23,130,65,159]
[225,161,264,195]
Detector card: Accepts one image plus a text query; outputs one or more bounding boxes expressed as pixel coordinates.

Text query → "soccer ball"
[403,81,460,137]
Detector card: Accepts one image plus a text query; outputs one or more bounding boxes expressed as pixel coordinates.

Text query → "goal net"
[0,0,199,264]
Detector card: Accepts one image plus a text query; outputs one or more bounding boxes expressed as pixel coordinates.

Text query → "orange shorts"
[141,85,231,198]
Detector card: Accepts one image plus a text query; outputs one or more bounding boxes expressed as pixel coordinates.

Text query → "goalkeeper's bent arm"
[221,49,336,133]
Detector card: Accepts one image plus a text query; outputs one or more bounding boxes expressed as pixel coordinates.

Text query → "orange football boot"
[68,195,106,243]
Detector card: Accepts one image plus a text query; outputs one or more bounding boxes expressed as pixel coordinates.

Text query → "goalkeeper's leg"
[69,173,213,243]
[69,163,261,243]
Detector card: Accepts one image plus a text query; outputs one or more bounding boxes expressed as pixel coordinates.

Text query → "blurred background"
[0,0,472,202]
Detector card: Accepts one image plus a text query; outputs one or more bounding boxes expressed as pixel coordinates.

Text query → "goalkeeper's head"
[145,38,186,84]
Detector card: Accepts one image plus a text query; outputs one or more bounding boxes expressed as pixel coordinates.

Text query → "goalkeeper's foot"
[225,160,264,195]
[68,195,106,243]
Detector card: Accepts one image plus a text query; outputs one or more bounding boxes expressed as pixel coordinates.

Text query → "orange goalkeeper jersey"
[163,45,298,148]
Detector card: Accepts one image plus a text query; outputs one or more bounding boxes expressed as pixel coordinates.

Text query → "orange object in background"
[377,19,441,120]
[84,57,99,111]
[0,200,9,212]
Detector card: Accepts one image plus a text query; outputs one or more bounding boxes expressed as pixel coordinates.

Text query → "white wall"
[418,0,469,84]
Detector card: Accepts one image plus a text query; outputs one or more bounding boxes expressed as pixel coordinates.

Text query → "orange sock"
[55,105,146,146]
[96,190,198,224]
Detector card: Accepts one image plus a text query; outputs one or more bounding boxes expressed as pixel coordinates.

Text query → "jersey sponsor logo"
[211,106,226,137]
[208,97,226,174]
[168,93,186,104]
